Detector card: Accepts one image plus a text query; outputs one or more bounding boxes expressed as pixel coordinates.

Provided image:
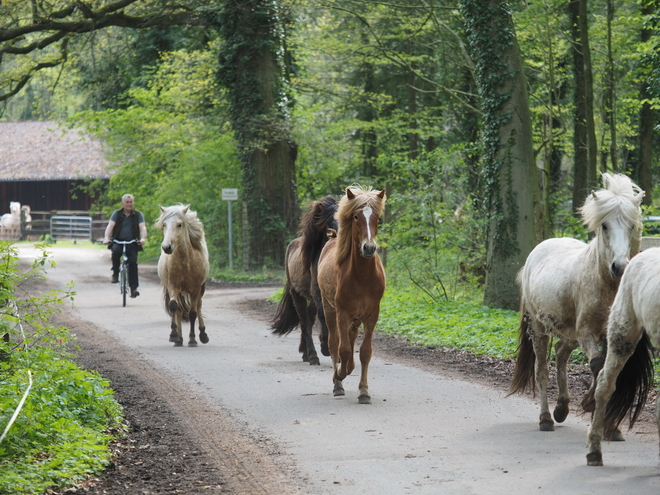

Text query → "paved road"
[19,245,660,494]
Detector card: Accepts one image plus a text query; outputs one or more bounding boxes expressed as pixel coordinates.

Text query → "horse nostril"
[611,261,628,278]
[362,243,377,258]
[162,245,172,255]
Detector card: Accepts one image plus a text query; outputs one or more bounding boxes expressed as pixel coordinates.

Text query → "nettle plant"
[0,243,123,494]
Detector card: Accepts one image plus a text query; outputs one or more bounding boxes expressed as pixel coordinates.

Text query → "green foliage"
[379,287,519,359]
[71,45,242,268]
[0,243,123,494]
[383,148,487,301]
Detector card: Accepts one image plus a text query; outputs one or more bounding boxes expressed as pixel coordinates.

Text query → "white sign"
[222,188,238,201]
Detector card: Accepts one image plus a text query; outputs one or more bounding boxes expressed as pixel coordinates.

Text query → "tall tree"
[461,0,539,310]
[216,0,300,268]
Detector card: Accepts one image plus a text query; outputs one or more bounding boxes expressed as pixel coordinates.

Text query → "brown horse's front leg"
[336,312,355,380]
[357,317,377,404]
[168,298,183,346]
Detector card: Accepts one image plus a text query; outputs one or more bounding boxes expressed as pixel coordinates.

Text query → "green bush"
[0,243,124,494]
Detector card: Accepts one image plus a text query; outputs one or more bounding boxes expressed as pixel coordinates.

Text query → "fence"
[50,216,93,241]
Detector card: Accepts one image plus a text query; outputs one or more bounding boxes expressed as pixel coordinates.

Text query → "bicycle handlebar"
[111,239,138,245]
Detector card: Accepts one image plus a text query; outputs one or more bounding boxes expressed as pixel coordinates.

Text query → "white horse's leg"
[188,298,198,347]
[197,286,208,344]
[554,338,577,423]
[586,345,632,465]
[531,332,553,431]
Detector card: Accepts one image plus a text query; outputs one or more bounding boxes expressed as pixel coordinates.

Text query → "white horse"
[510,173,645,433]
[585,247,658,466]
[0,202,21,240]
[156,204,210,347]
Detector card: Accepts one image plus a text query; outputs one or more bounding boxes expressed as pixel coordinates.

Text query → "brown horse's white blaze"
[317,186,386,404]
[510,173,644,434]
[156,205,210,347]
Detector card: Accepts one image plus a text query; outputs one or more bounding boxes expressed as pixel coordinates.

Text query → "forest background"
[2,0,660,311]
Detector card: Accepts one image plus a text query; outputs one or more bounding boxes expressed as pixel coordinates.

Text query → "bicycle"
[112,239,138,307]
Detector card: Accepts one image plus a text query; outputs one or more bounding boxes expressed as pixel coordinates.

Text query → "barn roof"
[0,120,112,181]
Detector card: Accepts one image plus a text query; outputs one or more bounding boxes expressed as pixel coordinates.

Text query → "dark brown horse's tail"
[509,308,536,396]
[271,282,299,336]
[582,332,655,431]
[163,287,192,322]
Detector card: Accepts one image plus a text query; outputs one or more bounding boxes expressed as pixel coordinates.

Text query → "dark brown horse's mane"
[299,195,338,274]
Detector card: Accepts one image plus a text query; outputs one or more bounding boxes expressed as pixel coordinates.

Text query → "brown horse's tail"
[163,287,192,322]
[271,282,299,336]
[582,332,655,431]
[509,308,536,397]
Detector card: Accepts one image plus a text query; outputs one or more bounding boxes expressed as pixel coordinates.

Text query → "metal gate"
[50,216,92,241]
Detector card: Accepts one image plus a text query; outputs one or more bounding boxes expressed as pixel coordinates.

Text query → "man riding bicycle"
[103,194,147,298]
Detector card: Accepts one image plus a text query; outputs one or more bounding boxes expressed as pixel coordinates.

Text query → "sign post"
[221,188,238,269]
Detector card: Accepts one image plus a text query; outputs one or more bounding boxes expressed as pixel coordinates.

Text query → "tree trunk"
[580,0,598,192]
[461,0,539,310]
[217,0,300,269]
[637,0,656,205]
[569,0,589,213]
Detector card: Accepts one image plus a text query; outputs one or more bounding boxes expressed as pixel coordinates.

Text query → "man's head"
[122,194,135,213]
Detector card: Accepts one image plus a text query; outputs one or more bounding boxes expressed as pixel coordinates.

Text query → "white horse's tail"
[163,288,192,322]
[582,332,655,430]
[509,306,537,396]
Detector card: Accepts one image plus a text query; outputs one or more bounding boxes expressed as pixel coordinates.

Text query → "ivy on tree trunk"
[215,0,299,268]
[460,0,539,310]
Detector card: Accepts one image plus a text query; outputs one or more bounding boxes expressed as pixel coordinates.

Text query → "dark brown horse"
[317,186,386,404]
[271,196,338,365]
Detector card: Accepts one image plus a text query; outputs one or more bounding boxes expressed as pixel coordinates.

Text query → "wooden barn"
[0,120,112,214]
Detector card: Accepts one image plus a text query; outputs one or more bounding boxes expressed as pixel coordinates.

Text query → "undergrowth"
[0,243,124,495]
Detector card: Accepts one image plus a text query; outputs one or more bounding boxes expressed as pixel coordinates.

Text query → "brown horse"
[317,186,386,404]
[271,196,338,365]
[156,204,210,347]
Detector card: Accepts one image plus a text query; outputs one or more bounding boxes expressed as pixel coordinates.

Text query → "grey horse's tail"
[509,307,536,396]
[582,332,655,431]
[163,287,192,322]
[271,281,299,336]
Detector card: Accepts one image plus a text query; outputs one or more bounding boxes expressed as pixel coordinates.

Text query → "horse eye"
[602,223,608,231]
[354,215,359,221]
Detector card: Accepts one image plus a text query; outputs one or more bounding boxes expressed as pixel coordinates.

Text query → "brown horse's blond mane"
[335,186,386,266]
[155,204,206,251]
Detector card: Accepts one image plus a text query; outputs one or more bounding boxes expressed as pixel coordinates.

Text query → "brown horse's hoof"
[173,340,183,347]
[188,341,198,347]
[199,332,209,344]
[358,394,371,405]
[169,332,178,343]
[333,382,345,397]
[309,356,320,366]
[539,412,555,431]
[553,399,570,423]
[586,452,603,466]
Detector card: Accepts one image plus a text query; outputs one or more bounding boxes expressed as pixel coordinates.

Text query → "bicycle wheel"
[120,262,128,307]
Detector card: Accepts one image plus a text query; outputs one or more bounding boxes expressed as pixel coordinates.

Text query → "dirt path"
[19,246,657,495]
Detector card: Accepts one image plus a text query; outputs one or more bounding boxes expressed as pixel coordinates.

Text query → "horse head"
[581,174,644,279]
[345,187,386,259]
[157,205,190,255]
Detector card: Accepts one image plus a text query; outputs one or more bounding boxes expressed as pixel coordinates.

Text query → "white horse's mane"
[579,173,644,232]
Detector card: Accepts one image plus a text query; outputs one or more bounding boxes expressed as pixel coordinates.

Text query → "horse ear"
[377,189,386,199]
[183,205,190,214]
[591,190,598,200]
[159,205,165,212]
[346,188,356,200]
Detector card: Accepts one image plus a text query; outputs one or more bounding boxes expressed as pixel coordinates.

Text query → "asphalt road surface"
[19,245,660,494]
